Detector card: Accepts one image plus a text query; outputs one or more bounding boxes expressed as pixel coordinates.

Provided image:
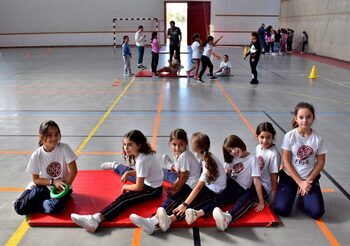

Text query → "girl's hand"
[298,180,312,196]
[254,201,265,212]
[121,185,128,194]
[53,179,65,191]
[252,58,255,62]
[121,173,129,183]
[173,204,186,216]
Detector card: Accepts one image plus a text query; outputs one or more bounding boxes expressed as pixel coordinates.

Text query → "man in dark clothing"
[167,21,182,64]
[258,23,266,53]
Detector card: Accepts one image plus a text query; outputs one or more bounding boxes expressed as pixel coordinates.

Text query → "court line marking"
[5,78,135,246]
[132,78,166,246]
[136,79,165,245]
[215,81,342,246]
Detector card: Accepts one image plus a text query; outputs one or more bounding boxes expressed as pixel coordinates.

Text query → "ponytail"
[203,151,218,184]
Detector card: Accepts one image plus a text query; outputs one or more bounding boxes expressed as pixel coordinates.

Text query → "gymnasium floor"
[0,46,349,246]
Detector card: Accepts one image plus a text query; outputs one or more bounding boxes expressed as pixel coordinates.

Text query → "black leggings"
[249,56,259,81]
[151,52,159,74]
[199,55,213,79]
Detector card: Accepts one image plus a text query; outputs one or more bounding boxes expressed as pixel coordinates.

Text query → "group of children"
[14,102,326,234]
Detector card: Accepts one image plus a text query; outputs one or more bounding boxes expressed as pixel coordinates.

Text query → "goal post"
[112,17,159,47]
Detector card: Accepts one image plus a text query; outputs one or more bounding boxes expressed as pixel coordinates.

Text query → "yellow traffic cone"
[244,46,248,57]
[308,65,317,79]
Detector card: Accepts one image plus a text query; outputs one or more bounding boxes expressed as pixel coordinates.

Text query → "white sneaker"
[156,207,171,232]
[130,214,156,235]
[213,207,232,231]
[71,213,99,233]
[185,208,198,225]
[162,154,174,169]
[100,161,117,170]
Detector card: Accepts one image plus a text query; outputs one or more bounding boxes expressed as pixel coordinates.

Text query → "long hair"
[256,122,276,139]
[169,128,188,145]
[38,120,61,146]
[223,135,246,163]
[123,130,155,165]
[192,33,200,42]
[192,132,218,184]
[151,31,157,42]
[292,102,315,128]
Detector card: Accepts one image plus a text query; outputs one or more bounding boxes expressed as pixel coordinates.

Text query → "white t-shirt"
[135,31,146,46]
[281,128,327,180]
[225,153,260,190]
[191,41,201,59]
[255,145,281,194]
[199,153,226,194]
[26,143,77,184]
[135,153,163,188]
[219,61,232,73]
[203,43,212,57]
[174,150,201,189]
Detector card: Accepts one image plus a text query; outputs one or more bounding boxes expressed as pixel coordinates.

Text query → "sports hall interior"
[0,0,349,245]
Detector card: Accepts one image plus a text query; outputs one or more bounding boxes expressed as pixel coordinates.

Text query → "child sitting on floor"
[157,51,180,75]
[213,54,232,77]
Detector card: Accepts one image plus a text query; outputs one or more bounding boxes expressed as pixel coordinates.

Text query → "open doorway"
[165,2,188,49]
[165,1,211,47]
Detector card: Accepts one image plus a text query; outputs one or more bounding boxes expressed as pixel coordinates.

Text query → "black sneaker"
[250,79,259,84]
[209,76,218,80]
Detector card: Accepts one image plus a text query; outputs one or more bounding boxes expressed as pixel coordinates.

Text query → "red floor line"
[293,52,350,70]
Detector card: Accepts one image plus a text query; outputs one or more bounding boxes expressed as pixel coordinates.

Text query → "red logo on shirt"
[232,162,244,174]
[258,156,265,172]
[297,145,314,160]
[46,162,62,177]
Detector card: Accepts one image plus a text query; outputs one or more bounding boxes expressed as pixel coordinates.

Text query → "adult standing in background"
[258,23,266,54]
[301,31,308,54]
[287,29,294,53]
[167,21,182,64]
[135,25,146,69]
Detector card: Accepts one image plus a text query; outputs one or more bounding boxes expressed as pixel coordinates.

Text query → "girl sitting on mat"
[71,130,163,233]
[211,135,266,231]
[161,128,201,195]
[274,102,326,219]
[14,120,78,215]
[130,132,226,234]
[157,50,180,75]
[254,122,281,206]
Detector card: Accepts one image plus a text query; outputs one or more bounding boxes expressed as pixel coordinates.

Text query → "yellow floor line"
[5,78,135,246]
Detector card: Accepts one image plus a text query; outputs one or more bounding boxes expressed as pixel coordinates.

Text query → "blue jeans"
[163,168,178,184]
[114,164,136,183]
[137,46,144,65]
[14,185,71,215]
[274,170,325,219]
[274,42,280,53]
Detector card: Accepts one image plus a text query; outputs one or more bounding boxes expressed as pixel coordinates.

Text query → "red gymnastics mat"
[28,170,278,228]
[135,70,193,78]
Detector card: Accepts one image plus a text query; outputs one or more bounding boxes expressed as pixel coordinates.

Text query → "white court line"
[0,202,8,211]
[299,74,350,89]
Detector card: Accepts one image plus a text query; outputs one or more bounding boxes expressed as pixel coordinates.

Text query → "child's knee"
[43,199,62,214]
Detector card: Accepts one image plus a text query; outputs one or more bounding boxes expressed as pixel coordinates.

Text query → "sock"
[149,216,159,226]
[92,213,101,223]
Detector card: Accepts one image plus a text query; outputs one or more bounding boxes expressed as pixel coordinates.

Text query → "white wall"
[0,0,280,47]
[279,0,350,61]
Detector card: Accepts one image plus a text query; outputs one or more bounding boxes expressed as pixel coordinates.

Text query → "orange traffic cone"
[308,65,317,79]
[244,46,248,57]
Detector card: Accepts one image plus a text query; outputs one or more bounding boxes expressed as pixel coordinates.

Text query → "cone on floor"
[244,46,248,57]
[308,65,317,79]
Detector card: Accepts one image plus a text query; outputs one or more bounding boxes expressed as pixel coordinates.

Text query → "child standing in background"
[255,122,281,205]
[197,35,223,83]
[71,130,163,233]
[14,120,78,215]
[213,54,232,77]
[274,102,326,219]
[212,135,265,232]
[151,31,161,78]
[186,33,201,79]
[135,25,146,69]
[244,32,261,84]
[122,35,133,77]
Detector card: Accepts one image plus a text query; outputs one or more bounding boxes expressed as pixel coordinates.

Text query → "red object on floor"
[135,70,193,78]
[28,170,278,227]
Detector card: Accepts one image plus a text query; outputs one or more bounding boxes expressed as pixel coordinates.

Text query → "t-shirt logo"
[232,162,245,174]
[297,145,314,160]
[258,156,265,172]
[46,162,62,177]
